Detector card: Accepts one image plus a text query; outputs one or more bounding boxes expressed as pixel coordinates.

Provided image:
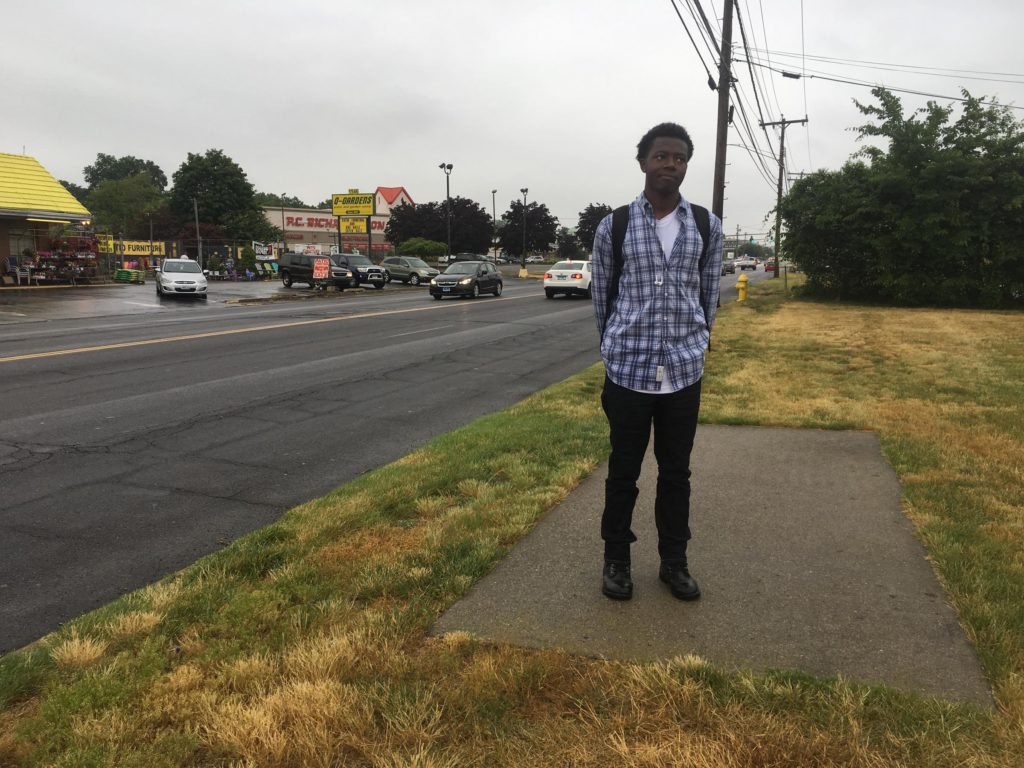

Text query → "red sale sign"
[313,257,330,280]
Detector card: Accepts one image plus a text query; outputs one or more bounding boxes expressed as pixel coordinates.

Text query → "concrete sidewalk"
[433,425,991,705]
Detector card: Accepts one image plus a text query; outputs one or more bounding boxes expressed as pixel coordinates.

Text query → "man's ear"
[638,158,648,172]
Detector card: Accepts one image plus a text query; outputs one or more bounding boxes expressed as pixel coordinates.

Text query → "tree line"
[780,88,1024,308]
[61,150,287,248]
[62,149,637,261]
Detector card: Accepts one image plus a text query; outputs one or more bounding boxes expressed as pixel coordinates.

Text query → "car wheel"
[156,283,162,296]
[409,274,420,286]
[200,294,208,301]
[584,287,592,299]
[472,283,480,298]
[281,271,293,288]
[545,289,554,299]
[494,281,502,296]
[374,282,385,289]
[433,294,442,300]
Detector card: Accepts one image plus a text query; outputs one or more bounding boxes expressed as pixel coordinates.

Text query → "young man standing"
[590,122,723,601]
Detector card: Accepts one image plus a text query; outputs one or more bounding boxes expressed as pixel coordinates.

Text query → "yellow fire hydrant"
[737,273,749,302]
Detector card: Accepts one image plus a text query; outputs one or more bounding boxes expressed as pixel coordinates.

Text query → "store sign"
[120,240,166,256]
[332,192,375,217]
[339,217,367,234]
[96,234,114,254]
[252,241,275,260]
[285,215,338,230]
[313,257,330,280]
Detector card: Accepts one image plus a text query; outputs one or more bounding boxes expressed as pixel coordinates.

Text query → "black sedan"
[429,260,503,299]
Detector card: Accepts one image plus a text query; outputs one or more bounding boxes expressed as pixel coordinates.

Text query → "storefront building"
[262,186,414,257]
[1,153,93,284]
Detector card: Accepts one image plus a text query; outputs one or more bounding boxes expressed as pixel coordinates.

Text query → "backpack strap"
[690,203,711,273]
[607,205,630,319]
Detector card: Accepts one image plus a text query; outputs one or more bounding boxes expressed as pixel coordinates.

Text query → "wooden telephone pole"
[711,0,735,221]
[759,116,807,276]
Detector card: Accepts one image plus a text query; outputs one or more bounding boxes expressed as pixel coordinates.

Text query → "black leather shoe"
[602,561,633,600]
[659,562,701,600]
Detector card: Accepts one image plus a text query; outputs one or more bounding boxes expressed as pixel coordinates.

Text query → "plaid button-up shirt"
[592,192,723,393]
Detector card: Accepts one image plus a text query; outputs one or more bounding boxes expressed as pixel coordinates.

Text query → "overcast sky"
[4,1,1023,241]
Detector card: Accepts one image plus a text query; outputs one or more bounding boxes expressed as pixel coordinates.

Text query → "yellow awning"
[0,152,91,221]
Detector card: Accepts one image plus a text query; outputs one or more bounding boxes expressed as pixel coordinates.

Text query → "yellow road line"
[0,296,531,363]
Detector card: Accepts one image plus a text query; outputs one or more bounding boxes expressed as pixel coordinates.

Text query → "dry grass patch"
[49,633,108,669]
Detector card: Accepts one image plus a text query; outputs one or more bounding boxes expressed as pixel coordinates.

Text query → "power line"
[799,0,812,169]
[688,0,721,57]
[733,0,778,166]
[667,0,717,89]
[750,48,1024,81]
[739,59,1024,111]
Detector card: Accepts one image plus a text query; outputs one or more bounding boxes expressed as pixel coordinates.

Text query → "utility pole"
[711,0,735,221]
[760,116,807,277]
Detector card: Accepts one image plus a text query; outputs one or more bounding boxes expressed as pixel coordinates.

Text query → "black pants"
[601,376,702,564]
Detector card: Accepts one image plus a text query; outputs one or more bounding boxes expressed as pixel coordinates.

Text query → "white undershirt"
[655,214,680,264]
[647,213,683,393]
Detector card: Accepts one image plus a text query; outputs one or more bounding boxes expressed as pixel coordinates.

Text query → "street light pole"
[519,187,528,277]
[439,163,453,259]
[491,189,497,260]
[280,194,287,257]
[192,196,202,267]
[148,212,154,271]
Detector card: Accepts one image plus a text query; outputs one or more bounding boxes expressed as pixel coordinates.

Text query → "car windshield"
[163,260,201,273]
[405,258,430,268]
[444,263,480,275]
[552,261,585,270]
[346,255,373,265]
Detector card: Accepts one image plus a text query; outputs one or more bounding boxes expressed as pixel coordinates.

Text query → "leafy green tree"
[498,200,559,258]
[385,201,445,246]
[556,227,584,259]
[87,174,164,237]
[575,203,612,253]
[170,150,272,241]
[398,237,447,257]
[254,192,308,208]
[59,180,90,205]
[83,153,167,190]
[780,88,1024,307]
[385,197,493,254]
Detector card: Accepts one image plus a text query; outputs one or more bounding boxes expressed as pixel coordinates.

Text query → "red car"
[764,261,776,272]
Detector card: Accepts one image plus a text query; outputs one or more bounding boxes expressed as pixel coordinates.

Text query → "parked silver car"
[380,256,440,286]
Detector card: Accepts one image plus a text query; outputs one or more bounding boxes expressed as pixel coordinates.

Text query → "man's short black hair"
[636,122,694,161]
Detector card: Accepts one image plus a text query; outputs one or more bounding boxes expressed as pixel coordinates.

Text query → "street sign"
[332,192,375,217]
[339,218,367,234]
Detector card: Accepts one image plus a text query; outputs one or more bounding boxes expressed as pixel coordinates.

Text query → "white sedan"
[544,260,592,299]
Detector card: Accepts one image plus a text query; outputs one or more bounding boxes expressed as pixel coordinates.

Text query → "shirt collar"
[638,191,691,219]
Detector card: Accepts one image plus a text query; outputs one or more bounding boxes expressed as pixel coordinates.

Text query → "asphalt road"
[0,270,764,652]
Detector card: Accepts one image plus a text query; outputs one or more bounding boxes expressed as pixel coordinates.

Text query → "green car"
[380,256,440,286]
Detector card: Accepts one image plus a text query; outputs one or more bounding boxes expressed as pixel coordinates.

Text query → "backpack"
[607,202,711,319]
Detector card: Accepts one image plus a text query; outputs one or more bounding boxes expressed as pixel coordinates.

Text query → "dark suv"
[278,252,357,290]
[334,253,388,289]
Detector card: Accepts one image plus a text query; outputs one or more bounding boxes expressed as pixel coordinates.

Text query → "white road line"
[387,325,450,338]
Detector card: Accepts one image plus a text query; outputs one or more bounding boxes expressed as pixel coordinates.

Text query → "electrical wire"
[688,0,721,57]
[667,0,717,88]
[733,0,779,166]
[749,48,1024,81]
[739,58,1024,110]
[800,0,812,169]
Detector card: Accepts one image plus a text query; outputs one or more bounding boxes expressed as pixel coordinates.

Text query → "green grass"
[2,276,1023,766]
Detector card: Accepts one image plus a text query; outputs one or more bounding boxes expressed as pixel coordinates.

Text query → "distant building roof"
[377,186,413,206]
[0,153,91,221]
